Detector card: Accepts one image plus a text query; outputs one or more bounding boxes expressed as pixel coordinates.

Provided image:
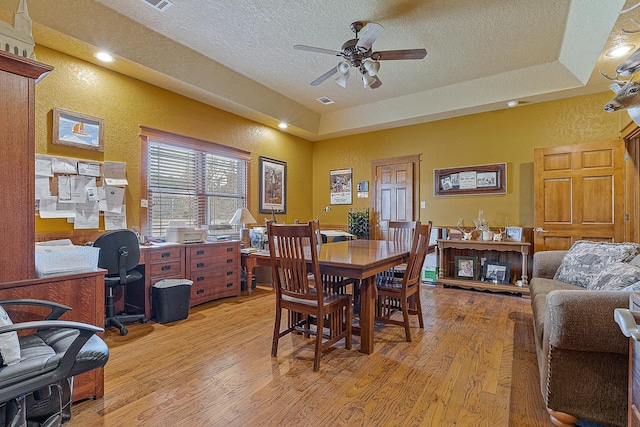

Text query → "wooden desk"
[135,241,241,320]
[242,240,409,354]
[436,239,531,296]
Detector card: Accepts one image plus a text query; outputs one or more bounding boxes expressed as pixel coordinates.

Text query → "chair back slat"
[386,221,417,250]
[403,221,433,286]
[267,221,323,303]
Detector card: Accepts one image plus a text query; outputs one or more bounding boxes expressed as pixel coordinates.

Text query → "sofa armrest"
[545,290,630,355]
[532,250,567,279]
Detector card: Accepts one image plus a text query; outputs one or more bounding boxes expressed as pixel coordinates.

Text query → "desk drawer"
[188,243,238,259]
[148,247,183,262]
[189,253,237,271]
[149,259,183,278]
[189,269,239,305]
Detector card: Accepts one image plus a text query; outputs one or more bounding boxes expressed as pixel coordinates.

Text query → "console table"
[436,239,531,296]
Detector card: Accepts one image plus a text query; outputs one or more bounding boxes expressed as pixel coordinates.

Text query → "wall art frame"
[52,107,104,152]
[330,168,353,205]
[434,162,506,196]
[259,156,286,214]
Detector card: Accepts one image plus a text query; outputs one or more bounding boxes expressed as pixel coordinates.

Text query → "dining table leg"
[359,275,376,354]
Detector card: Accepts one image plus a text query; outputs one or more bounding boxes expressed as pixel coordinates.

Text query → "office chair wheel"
[119,327,128,336]
[141,318,148,324]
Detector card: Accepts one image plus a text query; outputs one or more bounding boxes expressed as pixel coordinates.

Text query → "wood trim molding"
[139,126,252,161]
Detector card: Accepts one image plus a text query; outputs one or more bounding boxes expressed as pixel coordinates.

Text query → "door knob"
[535,227,549,233]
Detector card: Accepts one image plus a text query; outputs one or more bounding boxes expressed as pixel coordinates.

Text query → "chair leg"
[272,308,282,357]
[105,315,128,336]
[345,303,352,350]
[313,319,323,372]
[415,291,425,329]
[401,297,412,342]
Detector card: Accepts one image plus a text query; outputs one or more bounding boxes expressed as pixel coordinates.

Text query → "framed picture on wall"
[259,156,286,214]
[330,168,352,205]
[52,107,104,152]
[434,163,506,196]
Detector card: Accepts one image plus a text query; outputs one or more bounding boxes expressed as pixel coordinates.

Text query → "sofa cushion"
[623,282,640,291]
[588,262,640,290]
[630,254,640,267]
[553,240,640,288]
[0,306,20,366]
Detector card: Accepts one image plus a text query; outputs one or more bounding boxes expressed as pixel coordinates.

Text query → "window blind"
[143,129,249,238]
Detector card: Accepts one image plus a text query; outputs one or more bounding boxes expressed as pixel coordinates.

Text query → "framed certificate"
[505,227,523,242]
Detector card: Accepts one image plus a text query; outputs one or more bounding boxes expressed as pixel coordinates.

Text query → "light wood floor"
[69,285,552,426]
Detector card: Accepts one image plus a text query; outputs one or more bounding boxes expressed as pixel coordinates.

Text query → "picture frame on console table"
[454,256,477,280]
[505,226,523,242]
[52,107,104,152]
[482,262,511,284]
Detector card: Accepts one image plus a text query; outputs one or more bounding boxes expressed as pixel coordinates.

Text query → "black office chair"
[0,299,109,426]
[93,230,147,335]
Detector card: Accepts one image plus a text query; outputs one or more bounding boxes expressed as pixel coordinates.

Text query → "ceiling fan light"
[337,61,350,76]
[335,61,350,87]
[362,71,376,88]
[363,59,380,76]
[335,74,349,88]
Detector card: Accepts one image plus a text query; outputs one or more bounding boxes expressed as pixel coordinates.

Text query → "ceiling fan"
[293,21,427,89]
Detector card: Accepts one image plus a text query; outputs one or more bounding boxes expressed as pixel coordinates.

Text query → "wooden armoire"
[0,50,52,281]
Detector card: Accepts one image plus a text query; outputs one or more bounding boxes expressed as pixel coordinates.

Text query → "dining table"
[241,239,410,354]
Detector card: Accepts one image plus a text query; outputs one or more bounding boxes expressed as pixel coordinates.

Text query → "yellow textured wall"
[34,46,313,232]
[312,92,626,228]
[33,45,630,233]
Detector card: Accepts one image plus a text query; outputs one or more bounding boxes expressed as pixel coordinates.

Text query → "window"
[140,127,251,238]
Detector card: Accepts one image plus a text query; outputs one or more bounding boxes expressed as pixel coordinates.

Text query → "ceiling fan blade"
[356,22,384,51]
[369,76,382,89]
[310,66,338,86]
[294,44,342,56]
[372,48,427,61]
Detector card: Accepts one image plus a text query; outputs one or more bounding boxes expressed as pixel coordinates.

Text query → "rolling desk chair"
[93,230,147,336]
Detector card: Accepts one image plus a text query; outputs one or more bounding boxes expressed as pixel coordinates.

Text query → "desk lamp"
[230,207,257,248]
[314,206,332,222]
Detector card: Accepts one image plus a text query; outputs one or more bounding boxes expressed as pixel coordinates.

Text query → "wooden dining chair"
[376,221,433,342]
[267,221,352,371]
[380,220,417,280]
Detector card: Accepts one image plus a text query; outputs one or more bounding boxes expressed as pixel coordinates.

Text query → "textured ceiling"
[1,0,638,141]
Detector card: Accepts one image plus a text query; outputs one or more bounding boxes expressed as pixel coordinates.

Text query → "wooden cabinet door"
[533,140,625,252]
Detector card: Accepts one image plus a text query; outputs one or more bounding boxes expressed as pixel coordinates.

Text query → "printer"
[165,220,207,244]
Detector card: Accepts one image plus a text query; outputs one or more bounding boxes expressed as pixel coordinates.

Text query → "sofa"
[530,241,640,427]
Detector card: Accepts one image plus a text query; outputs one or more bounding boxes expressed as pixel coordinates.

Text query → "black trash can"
[152,279,193,324]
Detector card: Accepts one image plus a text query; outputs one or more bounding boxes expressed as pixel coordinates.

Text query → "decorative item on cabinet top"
[0,0,36,60]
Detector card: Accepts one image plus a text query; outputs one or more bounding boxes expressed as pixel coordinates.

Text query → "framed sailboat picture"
[52,107,104,152]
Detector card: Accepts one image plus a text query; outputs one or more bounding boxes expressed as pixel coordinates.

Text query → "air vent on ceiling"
[316,96,335,105]
[140,0,173,12]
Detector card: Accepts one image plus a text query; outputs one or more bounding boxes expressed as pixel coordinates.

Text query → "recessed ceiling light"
[606,44,635,58]
[94,52,114,63]
[507,100,520,108]
[278,122,288,129]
